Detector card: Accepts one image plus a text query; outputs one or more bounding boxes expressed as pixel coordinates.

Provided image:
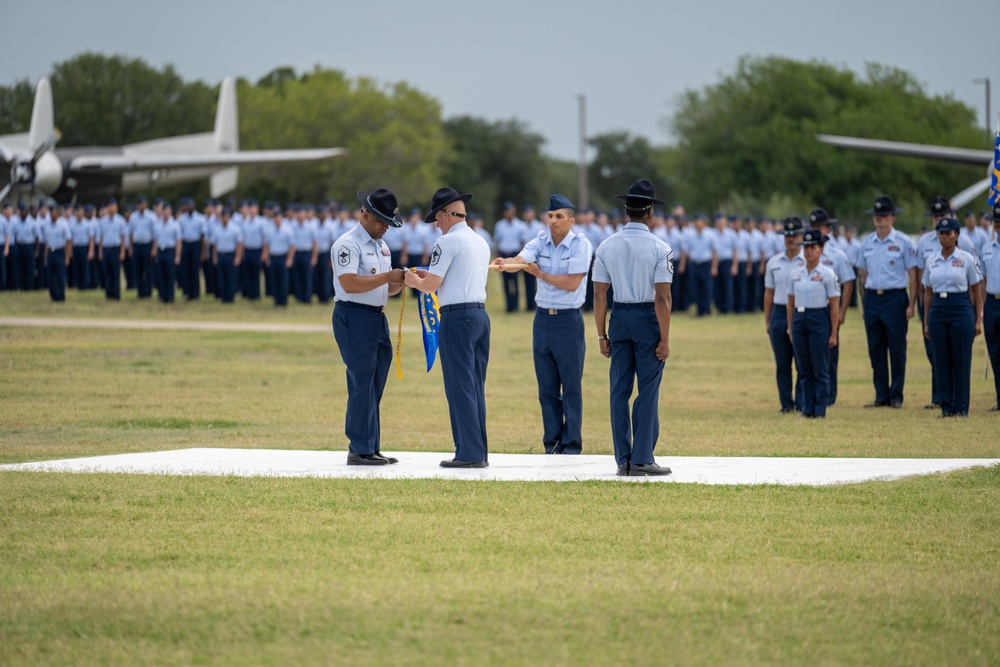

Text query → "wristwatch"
[597,334,608,341]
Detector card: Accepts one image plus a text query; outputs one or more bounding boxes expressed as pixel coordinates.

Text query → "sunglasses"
[441,210,466,219]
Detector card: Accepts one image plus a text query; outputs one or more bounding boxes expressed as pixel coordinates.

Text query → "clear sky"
[4,0,998,160]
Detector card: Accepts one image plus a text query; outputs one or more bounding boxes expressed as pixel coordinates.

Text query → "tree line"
[0,53,990,230]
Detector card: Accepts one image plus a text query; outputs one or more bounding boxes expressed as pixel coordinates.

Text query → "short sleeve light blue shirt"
[855,228,918,290]
[264,221,294,255]
[921,249,981,294]
[520,228,593,309]
[428,222,491,306]
[332,222,393,307]
[790,263,840,308]
[764,250,806,305]
[591,222,673,303]
[980,238,1000,295]
[43,218,72,250]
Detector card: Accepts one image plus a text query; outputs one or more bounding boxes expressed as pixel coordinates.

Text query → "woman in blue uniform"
[786,229,840,419]
[921,217,983,417]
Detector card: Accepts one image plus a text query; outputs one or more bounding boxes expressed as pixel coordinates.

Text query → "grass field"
[2,279,999,665]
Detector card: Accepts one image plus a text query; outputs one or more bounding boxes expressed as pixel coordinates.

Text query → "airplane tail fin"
[210,77,238,197]
[28,77,56,156]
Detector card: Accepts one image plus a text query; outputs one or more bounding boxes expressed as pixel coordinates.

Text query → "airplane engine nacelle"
[34,152,63,195]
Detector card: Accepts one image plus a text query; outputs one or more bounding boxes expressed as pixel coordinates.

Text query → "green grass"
[1,281,999,665]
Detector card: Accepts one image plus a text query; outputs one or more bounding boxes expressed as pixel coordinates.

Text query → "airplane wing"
[67,148,347,173]
[816,134,992,166]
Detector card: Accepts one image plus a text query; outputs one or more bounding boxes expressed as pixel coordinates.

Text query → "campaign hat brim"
[357,190,403,228]
[614,193,667,206]
[424,190,473,223]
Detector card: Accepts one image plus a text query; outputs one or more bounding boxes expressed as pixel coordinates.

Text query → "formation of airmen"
[2,189,999,426]
[0,197,429,307]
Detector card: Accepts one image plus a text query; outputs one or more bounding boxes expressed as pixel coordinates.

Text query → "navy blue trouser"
[71,246,90,289]
[984,297,1000,406]
[133,242,153,297]
[292,250,313,303]
[715,259,733,313]
[533,308,585,454]
[123,248,135,289]
[440,304,491,462]
[502,271,519,312]
[314,255,333,303]
[216,252,237,303]
[608,303,664,468]
[202,256,217,295]
[928,293,975,416]
[862,289,908,404]
[917,297,940,405]
[102,250,121,300]
[269,255,289,306]
[46,248,66,302]
[829,337,839,405]
[753,262,765,312]
[671,262,686,312]
[14,244,35,290]
[734,262,748,313]
[89,254,102,289]
[691,261,712,316]
[156,252,177,303]
[768,305,802,411]
[242,248,262,300]
[180,241,201,299]
[332,301,392,456]
[792,308,832,418]
[524,273,538,311]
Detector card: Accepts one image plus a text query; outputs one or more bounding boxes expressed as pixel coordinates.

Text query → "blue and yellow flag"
[416,268,441,372]
[989,127,1000,207]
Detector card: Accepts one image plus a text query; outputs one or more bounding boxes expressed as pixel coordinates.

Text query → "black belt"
[440,302,485,313]
[795,306,827,312]
[536,307,580,315]
[932,292,970,299]
[338,301,384,313]
[613,302,655,310]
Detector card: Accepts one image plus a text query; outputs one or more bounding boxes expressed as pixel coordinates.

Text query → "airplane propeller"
[0,78,62,205]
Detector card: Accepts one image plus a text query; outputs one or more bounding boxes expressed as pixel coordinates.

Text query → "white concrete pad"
[1,449,997,485]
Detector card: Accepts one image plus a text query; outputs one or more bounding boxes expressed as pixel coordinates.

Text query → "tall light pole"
[577,94,588,210]
[973,77,991,139]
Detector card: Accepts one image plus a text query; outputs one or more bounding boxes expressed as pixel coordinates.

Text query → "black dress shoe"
[989,404,1000,412]
[347,452,389,466]
[628,462,672,477]
[374,453,399,464]
[864,401,889,408]
[779,407,796,414]
[924,403,940,410]
[439,458,488,468]
[616,464,630,476]
[889,400,903,409]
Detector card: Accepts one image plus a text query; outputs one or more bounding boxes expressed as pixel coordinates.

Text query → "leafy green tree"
[588,131,674,213]
[442,116,547,222]
[666,56,986,229]
[239,67,450,206]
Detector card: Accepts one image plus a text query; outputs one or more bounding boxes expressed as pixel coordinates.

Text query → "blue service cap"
[522,204,535,212]
[694,212,708,221]
[728,214,740,222]
[934,217,961,233]
[713,211,726,220]
[503,200,516,211]
[203,198,214,207]
[84,203,95,212]
[136,195,148,204]
[548,194,575,211]
[153,197,164,205]
[220,206,232,217]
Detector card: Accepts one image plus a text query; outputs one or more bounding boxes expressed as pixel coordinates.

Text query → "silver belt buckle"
[938,292,948,299]
[796,307,805,313]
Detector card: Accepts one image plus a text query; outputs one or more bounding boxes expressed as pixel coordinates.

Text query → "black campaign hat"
[865,195,902,215]
[808,208,838,227]
[614,178,666,208]
[986,203,1000,222]
[926,196,954,216]
[782,216,806,236]
[423,187,472,223]
[357,189,403,228]
[800,229,825,245]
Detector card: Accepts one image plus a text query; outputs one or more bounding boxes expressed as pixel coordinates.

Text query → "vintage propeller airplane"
[816,133,995,208]
[0,76,346,205]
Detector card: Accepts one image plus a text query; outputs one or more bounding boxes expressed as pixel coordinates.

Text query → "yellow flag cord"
[395,282,406,381]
